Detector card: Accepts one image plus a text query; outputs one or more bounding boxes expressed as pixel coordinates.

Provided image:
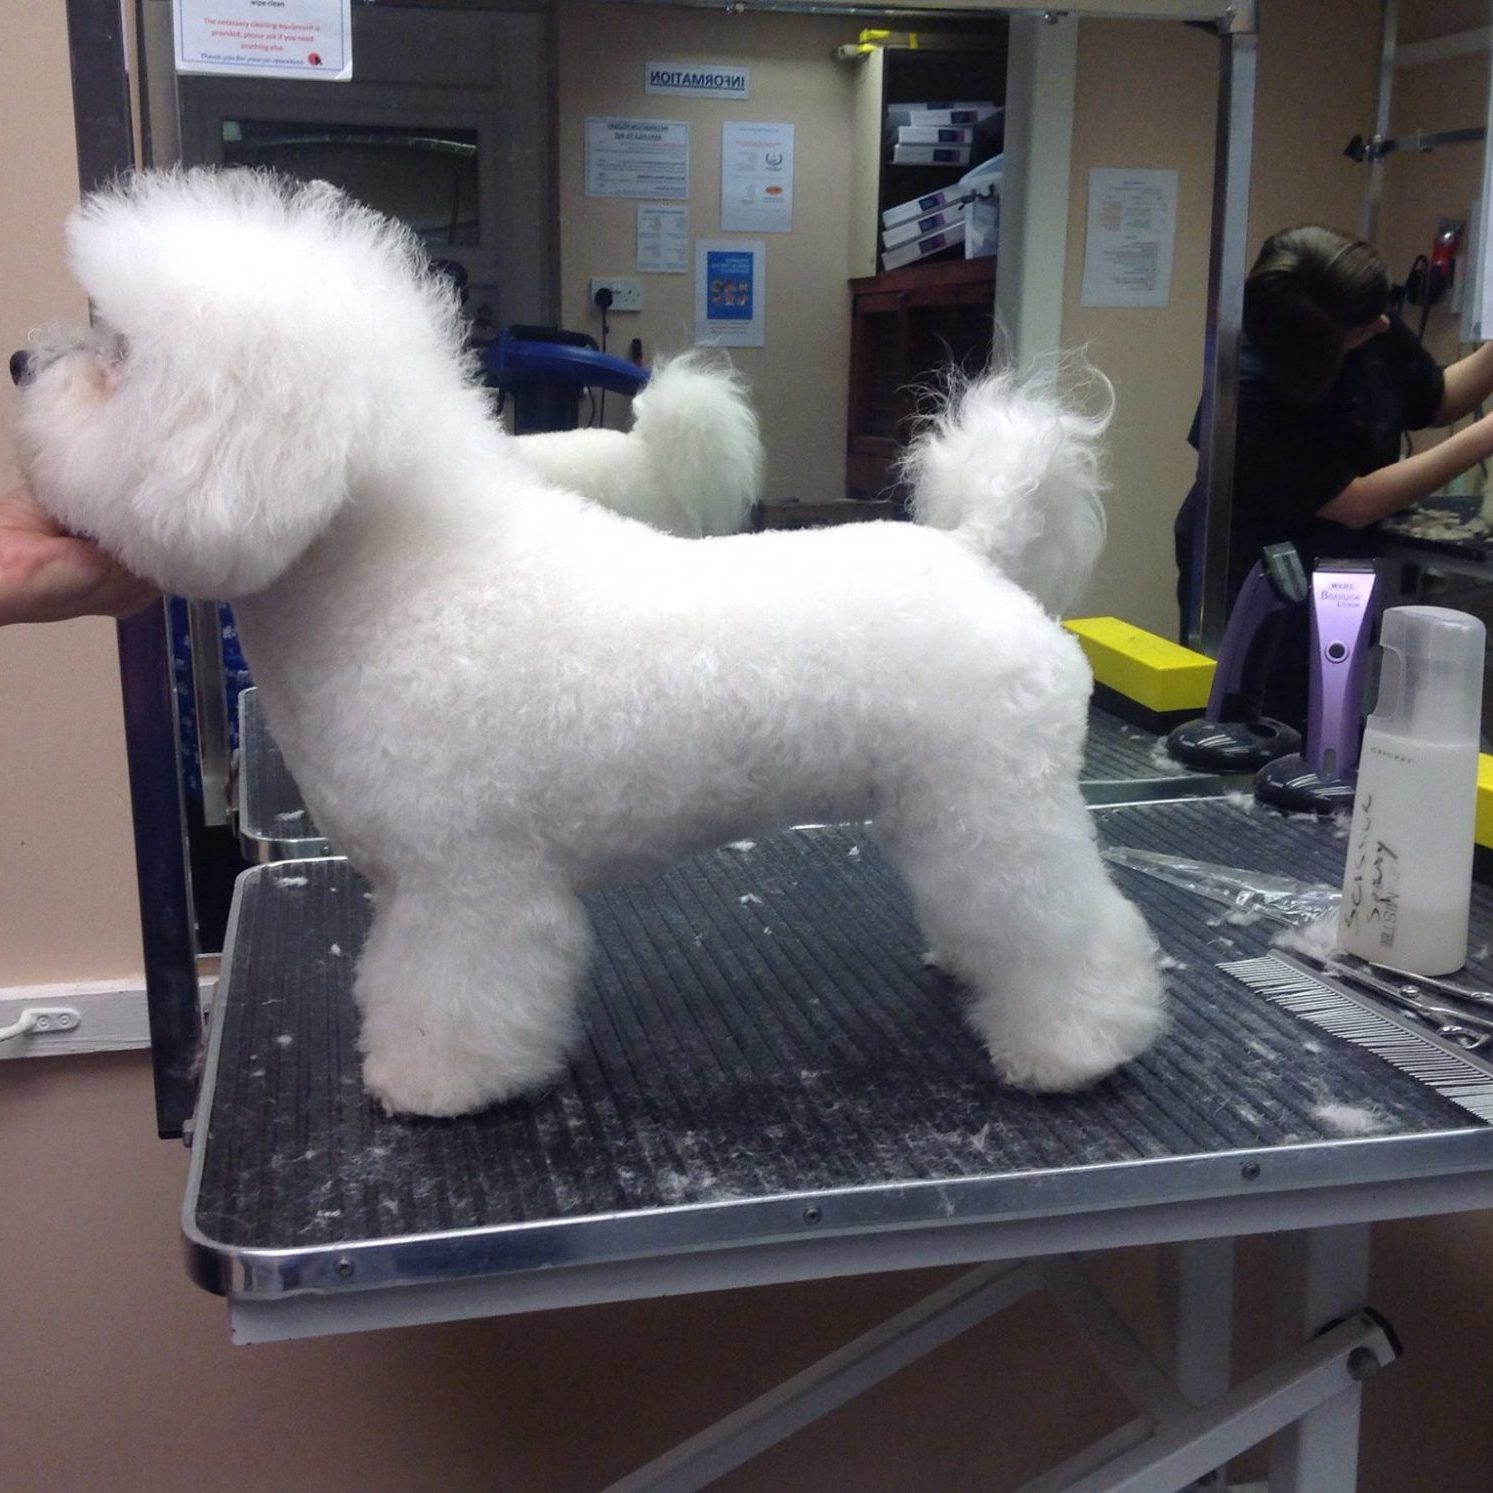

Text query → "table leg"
[1267,1223,1373,1493]
[1160,1238,1237,1487]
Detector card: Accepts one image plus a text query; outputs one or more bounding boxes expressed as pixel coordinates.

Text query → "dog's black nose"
[9,350,33,387]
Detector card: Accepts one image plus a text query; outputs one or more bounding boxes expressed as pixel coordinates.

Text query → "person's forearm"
[1437,340,1493,423]
[1316,415,1493,529]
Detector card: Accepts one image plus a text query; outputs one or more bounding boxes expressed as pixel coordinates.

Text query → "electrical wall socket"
[589,277,644,312]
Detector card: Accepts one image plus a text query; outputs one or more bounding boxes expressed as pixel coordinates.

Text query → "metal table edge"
[181,856,334,1289]
[1080,772,1254,808]
[184,1106,1493,1303]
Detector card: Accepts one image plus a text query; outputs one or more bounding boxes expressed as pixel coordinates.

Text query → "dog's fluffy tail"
[900,366,1112,615]
[629,352,763,536]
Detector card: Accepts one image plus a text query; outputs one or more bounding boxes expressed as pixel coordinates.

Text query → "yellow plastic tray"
[1477,755,1493,850]
[1065,617,1215,715]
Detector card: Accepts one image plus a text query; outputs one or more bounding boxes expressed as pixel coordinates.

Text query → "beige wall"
[555,2,862,504]
[1071,0,1383,634]
[1062,19,1218,630]
[0,0,143,984]
[10,5,1493,1492]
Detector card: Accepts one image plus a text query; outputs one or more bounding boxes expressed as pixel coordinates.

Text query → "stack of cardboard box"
[885,102,1000,167]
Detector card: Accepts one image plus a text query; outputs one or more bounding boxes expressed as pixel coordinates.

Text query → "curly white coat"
[14,169,1164,1116]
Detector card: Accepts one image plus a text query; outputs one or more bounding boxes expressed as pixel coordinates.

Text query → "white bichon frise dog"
[13,169,1165,1117]
[514,353,762,538]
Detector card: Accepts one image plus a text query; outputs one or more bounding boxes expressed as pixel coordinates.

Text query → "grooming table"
[184,791,1493,1491]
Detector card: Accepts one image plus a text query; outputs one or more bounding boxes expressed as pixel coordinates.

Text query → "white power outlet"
[589,277,644,312]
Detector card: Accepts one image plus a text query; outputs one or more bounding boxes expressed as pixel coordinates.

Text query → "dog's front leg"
[878,780,1165,1093]
[352,863,592,1117]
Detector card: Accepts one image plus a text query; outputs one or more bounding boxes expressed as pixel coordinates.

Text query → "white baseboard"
[0,977,213,1060]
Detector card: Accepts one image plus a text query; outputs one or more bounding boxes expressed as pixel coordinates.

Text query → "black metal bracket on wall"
[64,0,203,1140]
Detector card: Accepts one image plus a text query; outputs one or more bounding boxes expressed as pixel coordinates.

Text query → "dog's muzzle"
[9,350,33,388]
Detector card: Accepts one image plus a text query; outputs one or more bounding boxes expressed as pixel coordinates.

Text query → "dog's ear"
[56,171,459,598]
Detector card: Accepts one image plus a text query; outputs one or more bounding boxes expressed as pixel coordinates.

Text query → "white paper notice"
[1080,168,1178,309]
[695,240,765,348]
[174,0,352,80]
[721,122,794,234]
[586,119,689,201]
[637,204,690,274]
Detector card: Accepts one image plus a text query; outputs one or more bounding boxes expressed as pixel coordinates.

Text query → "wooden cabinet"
[845,256,997,503]
[843,32,1005,504]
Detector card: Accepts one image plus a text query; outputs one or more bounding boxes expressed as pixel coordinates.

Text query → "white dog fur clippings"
[14,168,1166,1117]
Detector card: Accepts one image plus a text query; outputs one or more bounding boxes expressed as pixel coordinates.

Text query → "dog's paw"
[362,1043,548,1119]
[973,896,1167,1093]
[983,981,1165,1093]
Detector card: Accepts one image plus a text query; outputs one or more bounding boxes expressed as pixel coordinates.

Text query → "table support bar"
[604,1260,1041,1493]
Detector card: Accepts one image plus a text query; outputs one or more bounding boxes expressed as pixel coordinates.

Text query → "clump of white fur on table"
[1271,915,1341,963]
[13,167,1166,1117]
[1312,1101,1397,1136]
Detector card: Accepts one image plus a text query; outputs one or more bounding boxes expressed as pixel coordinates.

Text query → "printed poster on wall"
[174,0,353,80]
[720,121,794,233]
[1079,168,1178,309]
[695,240,765,348]
[585,118,690,200]
[637,204,690,274]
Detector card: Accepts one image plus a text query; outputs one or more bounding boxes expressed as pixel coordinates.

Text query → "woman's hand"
[0,485,158,626]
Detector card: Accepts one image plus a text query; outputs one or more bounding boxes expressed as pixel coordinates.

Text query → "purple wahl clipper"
[1166,542,1307,771]
[1255,560,1378,813]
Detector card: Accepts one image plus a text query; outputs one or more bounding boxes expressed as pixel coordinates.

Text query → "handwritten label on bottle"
[1342,791,1400,951]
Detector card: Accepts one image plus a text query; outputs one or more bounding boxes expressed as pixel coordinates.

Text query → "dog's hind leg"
[353,865,591,1117]
[878,772,1165,1093]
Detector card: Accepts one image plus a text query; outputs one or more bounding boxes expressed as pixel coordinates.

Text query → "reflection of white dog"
[14,170,1164,1117]
[514,354,761,537]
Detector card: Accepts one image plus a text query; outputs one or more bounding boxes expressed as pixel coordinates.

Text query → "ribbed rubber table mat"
[1082,707,1198,782]
[193,800,1486,1253]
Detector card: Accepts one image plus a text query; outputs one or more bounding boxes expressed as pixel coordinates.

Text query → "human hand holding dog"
[0,484,158,626]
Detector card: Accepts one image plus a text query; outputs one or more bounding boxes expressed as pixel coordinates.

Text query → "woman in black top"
[1175,225,1493,722]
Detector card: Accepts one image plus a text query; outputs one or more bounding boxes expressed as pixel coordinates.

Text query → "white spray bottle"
[1338,605,1485,976]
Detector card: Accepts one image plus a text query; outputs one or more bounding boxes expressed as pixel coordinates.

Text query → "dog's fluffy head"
[14,168,471,598]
